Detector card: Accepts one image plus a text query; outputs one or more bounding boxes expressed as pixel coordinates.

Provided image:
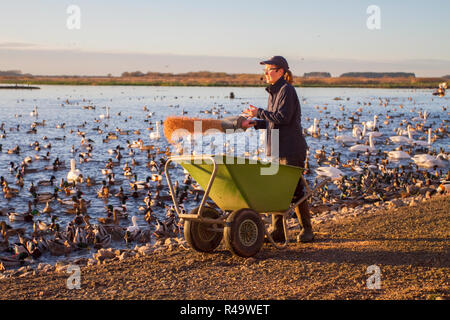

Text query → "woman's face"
[263,64,284,84]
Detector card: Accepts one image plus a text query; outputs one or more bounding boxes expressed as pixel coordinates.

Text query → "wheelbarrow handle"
[164,155,218,218]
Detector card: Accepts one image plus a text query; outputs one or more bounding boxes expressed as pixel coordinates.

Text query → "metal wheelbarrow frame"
[164,155,329,257]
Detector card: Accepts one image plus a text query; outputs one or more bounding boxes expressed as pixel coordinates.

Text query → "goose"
[314,166,344,181]
[349,133,376,153]
[149,122,161,140]
[67,159,82,184]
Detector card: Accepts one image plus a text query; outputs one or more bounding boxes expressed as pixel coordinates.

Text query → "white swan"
[67,159,82,183]
[99,106,110,119]
[149,122,161,140]
[389,125,413,144]
[349,133,376,153]
[30,106,38,117]
[126,216,141,239]
[412,128,432,147]
[365,115,378,131]
[387,150,411,160]
[335,126,362,144]
[412,153,448,168]
[315,166,344,181]
[306,118,319,135]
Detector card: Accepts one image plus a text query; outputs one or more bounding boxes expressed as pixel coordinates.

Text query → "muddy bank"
[0,195,448,300]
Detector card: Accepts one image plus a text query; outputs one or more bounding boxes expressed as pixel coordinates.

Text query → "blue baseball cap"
[260,56,289,71]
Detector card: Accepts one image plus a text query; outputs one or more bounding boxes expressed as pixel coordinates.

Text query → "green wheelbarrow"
[164,155,330,257]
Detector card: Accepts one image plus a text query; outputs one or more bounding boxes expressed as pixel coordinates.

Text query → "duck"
[73,227,89,248]
[153,219,171,239]
[93,233,111,249]
[43,201,53,214]
[130,175,150,190]
[46,238,72,256]
[0,221,25,241]
[8,210,34,223]
[98,208,118,225]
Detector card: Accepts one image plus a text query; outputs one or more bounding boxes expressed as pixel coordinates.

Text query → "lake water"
[0,85,448,265]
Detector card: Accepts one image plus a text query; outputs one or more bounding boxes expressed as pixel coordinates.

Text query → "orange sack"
[163,116,246,143]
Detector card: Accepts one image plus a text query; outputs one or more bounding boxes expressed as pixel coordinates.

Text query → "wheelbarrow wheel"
[184,206,223,253]
[224,208,265,258]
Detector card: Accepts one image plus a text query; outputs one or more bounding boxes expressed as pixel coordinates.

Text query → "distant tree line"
[121,71,231,78]
[303,72,331,78]
[0,70,32,76]
[339,72,416,78]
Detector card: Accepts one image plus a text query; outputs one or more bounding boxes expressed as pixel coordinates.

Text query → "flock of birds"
[0,89,448,269]
[302,98,449,203]
[0,97,201,268]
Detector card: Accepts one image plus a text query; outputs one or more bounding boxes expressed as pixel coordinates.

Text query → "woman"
[241,56,313,243]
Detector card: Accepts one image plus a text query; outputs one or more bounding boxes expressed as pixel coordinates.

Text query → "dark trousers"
[279,153,306,203]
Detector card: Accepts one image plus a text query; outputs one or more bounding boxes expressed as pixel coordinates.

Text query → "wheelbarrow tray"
[175,155,303,212]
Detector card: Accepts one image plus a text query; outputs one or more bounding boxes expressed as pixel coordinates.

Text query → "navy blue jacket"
[254,78,307,159]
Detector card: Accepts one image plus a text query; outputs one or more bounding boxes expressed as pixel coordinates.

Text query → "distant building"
[339,72,415,78]
[303,72,331,78]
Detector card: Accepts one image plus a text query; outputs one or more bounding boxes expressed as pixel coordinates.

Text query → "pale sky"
[1,0,449,76]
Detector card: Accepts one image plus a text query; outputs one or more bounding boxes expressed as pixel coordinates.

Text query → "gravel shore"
[0,195,448,300]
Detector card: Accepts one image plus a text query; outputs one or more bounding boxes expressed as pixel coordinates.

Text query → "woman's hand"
[242,105,258,118]
[241,119,256,129]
